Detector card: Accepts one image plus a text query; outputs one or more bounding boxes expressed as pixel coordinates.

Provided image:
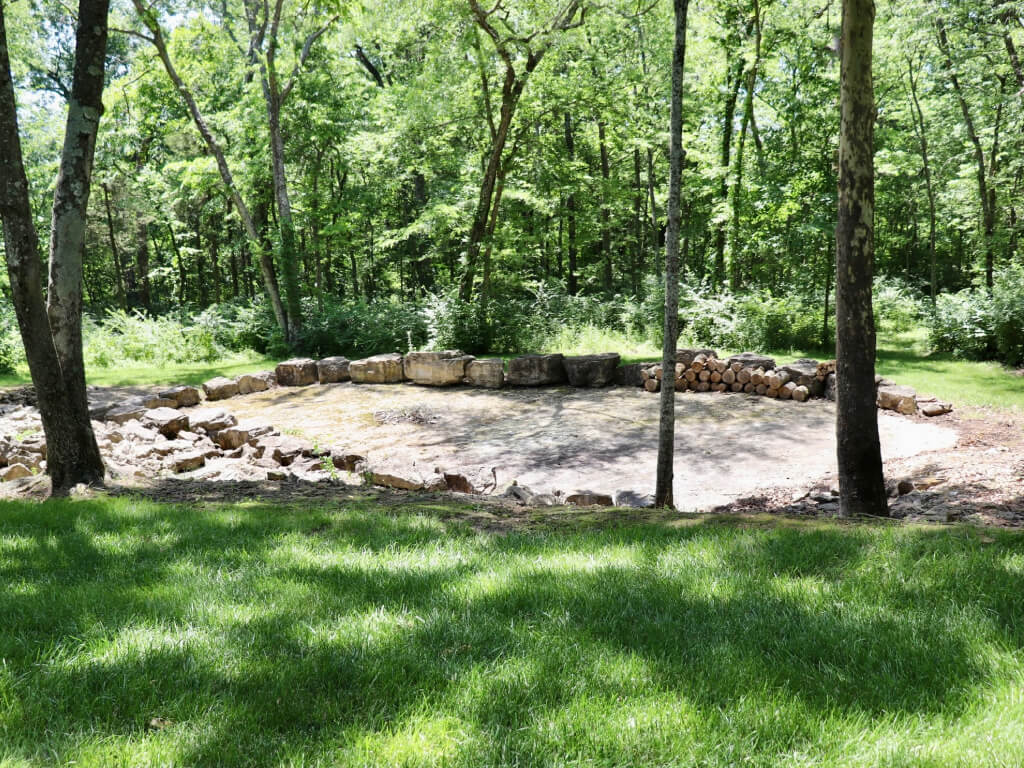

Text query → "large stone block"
[404,350,474,386]
[237,371,275,394]
[563,353,620,387]
[158,385,201,408]
[465,358,505,389]
[506,354,566,387]
[276,358,318,387]
[203,376,240,401]
[350,353,406,384]
[614,363,647,388]
[877,384,918,415]
[316,356,351,384]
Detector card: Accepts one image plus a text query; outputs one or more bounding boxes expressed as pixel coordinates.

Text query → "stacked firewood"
[640,352,815,403]
[816,360,836,381]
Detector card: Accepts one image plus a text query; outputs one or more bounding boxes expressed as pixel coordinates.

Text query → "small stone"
[897,479,915,496]
[919,401,953,417]
[1,463,33,481]
[255,435,313,465]
[276,358,318,387]
[189,408,238,434]
[142,396,178,409]
[141,407,189,438]
[329,449,366,473]
[369,470,423,491]
[203,377,240,401]
[169,451,205,473]
[106,403,148,425]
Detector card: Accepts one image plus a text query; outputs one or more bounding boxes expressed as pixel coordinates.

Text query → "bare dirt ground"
[207,382,959,510]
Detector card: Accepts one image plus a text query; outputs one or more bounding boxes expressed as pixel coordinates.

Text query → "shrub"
[992,265,1024,366]
[0,303,23,374]
[83,309,229,368]
[928,290,996,361]
[296,297,428,358]
[873,277,926,335]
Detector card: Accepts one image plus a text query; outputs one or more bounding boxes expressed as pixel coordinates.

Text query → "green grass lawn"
[0,352,278,390]
[2,495,1024,766]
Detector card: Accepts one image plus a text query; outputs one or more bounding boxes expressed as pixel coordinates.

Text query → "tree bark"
[655,0,690,509]
[102,184,127,309]
[0,0,106,494]
[835,0,887,517]
[133,0,290,335]
[714,57,743,289]
[936,18,995,289]
[598,118,613,292]
[906,59,937,303]
[564,111,579,295]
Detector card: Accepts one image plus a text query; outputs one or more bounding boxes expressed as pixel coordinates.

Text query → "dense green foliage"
[2,497,1024,766]
[2,0,1022,367]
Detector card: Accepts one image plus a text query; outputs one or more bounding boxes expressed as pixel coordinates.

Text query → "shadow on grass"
[0,496,1023,765]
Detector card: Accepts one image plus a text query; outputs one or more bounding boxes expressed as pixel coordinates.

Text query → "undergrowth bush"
[83,310,229,367]
[292,298,428,359]
[929,267,1024,366]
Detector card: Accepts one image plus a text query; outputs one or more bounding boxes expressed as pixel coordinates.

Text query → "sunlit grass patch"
[1,496,1024,766]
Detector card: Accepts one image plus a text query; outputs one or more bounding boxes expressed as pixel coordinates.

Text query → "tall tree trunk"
[101,184,127,309]
[633,147,644,292]
[565,112,579,295]
[598,119,613,292]
[936,18,995,289]
[135,218,151,310]
[836,0,887,517]
[714,57,743,289]
[133,0,290,336]
[906,60,937,303]
[655,0,690,509]
[0,0,107,494]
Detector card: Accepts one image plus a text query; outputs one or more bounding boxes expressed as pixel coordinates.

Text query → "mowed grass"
[2,496,1024,766]
[0,352,277,390]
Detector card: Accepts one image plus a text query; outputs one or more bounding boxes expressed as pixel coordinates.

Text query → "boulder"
[404,350,475,386]
[276,358,318,387]
[254,434,313,465]
[214,423,261,450]
[136,439,193,459]
[676,349,719,367]
[727,352,776,371]
[316,356,351,384]
[168,450,205,473]
[779,359,820,389]
[20,437,46,459]
[614,363,647,388]
[7,451,41,471]
[159,385,202,408]
[565,491,614,507]
[465,359,505,389]
[106,403,148,425]
[1,463,33,481]
[236,371,275,394]
[329,449,366,473]
[115,420,161,443]
[563,353,620,388]
[877,384,918,415]
[350,353,406,384]
[506,354,567,387]
[188,408,237,434]
[141,407,189,438]
[203,377,240,401]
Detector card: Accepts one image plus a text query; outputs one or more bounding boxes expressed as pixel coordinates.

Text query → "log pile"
[639,352,814,403]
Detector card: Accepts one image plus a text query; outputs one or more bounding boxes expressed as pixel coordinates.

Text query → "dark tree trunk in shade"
[835,0,888,517]
[655,0,690,509]
[0,0,107,494]
[564,112,578,295]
